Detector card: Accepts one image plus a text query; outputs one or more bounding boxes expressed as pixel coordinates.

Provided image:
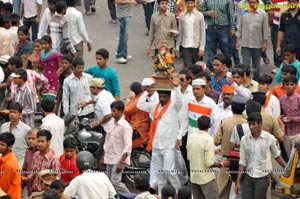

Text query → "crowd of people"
[0,0,300,198]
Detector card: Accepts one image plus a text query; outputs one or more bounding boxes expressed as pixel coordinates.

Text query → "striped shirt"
[201,0,235,30]
[153,0,177,14]
[48,14,76,54]
[14,83,36,127]
[62,72,94,116]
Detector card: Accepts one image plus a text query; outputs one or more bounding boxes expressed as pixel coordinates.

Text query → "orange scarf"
[146,100,172,152]
[265,89,273,108]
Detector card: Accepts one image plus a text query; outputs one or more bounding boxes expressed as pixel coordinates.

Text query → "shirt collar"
[183,9,197,15]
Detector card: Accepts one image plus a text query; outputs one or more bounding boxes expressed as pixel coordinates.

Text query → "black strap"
[236,124,244,140]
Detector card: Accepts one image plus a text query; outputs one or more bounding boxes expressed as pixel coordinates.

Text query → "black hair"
[41,99,55,113]
[284,44,296,54]
[189,64,203,77]
[252,94,266,106]
[48,0,58,4]
[72,57,84,68]
[110,100,125,111]
[232,63,251,77]
[10,13,19,26]
[157,90,171,96]
[283,75,297,84]
[8,102,23,112]
[231,102,246,114]
[161,185,176,199]
[61,54,73,63]
[15,68,27,82]
[179,68,192,81]
[185,0,195,2]
[247,112,262,123]
[0,15,4,27]
[198,72,211,82]
[178,186,192,199]
[42,189,60,199]
[214,53,228,65]
[134,173,150,192]
[18,25,30,36]
[55,1,67,13]
[41,35,52,45]
[197,115,211,130]
[258,74,273,84]
[3,3,13,13]
[130,82,143,95]
[246,100,261,116]
[66,0,76,7]
[0,195,12,199]
[95,48,109,59]
[281,65,297,76]
[158,0,169,4]
[63,137,79,149]
[0,132,15,147]
[37,130,52,141]
[8,56,23,68]
[34,38,42,44]
[50,180,66,190]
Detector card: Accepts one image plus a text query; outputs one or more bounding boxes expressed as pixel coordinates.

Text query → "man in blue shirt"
[84,48,121,100]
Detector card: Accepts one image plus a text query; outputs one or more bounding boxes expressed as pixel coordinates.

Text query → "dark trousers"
[191,180,218,199]
[271,24,284,67]
[108,0,117,20]
[229,32,240,66]
[23,16,38,41]
[206,25,232,71]
[180,133,190,176]
[84,0,95,12]
[241,47,262,81]
[242,174,270,199]
[143,2,154,31]
[181,47,201,68]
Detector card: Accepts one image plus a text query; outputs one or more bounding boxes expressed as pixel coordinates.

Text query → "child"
[14,26,34,68]
[55,54,73,115]
[40,35,62,100]
[21,128,39,197]
[276,44,300,83]
[59,137,80,185]
[101,100,132,193]
[28,39,43,73]
[50,180,69,199]
[11,68,36,127]
[161,185,176,199]
[280,75,300,158]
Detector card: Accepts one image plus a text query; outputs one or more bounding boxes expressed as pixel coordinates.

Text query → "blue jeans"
[271,24,284,67]
[206,25,232,71]
[23,16,38,41]
[13,0,22,15]
[116,16,131,59]
[143,2,154,31]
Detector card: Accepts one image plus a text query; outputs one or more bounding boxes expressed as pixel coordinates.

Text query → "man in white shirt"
[79,78,115,131]
[41,98,65,156]
[176,0,206,68]
[64,151,116,198]
[20,0,42,40]
[37,0,57,39]
[235,112,286,199]
[209,85,234,137]
[66,0,92,59]
[137,88,182,195]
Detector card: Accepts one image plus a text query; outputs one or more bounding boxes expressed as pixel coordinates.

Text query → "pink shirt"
[104,116,132,165]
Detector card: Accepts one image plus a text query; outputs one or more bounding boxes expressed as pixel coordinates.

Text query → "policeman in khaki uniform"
[214,94,248,199]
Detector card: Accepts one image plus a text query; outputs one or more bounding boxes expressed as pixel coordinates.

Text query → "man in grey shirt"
[236,0,268,81]
[0,102,31,167]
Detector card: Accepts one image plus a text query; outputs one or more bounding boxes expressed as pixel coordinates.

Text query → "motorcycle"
[64,107,105,158]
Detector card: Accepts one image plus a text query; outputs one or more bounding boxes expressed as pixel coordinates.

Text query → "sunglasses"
[180,78,186,82]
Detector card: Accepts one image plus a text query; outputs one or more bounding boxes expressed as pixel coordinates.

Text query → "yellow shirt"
[187,129,215,185]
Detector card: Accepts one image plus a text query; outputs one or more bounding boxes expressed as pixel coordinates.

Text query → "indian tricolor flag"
[188,103,212,128]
